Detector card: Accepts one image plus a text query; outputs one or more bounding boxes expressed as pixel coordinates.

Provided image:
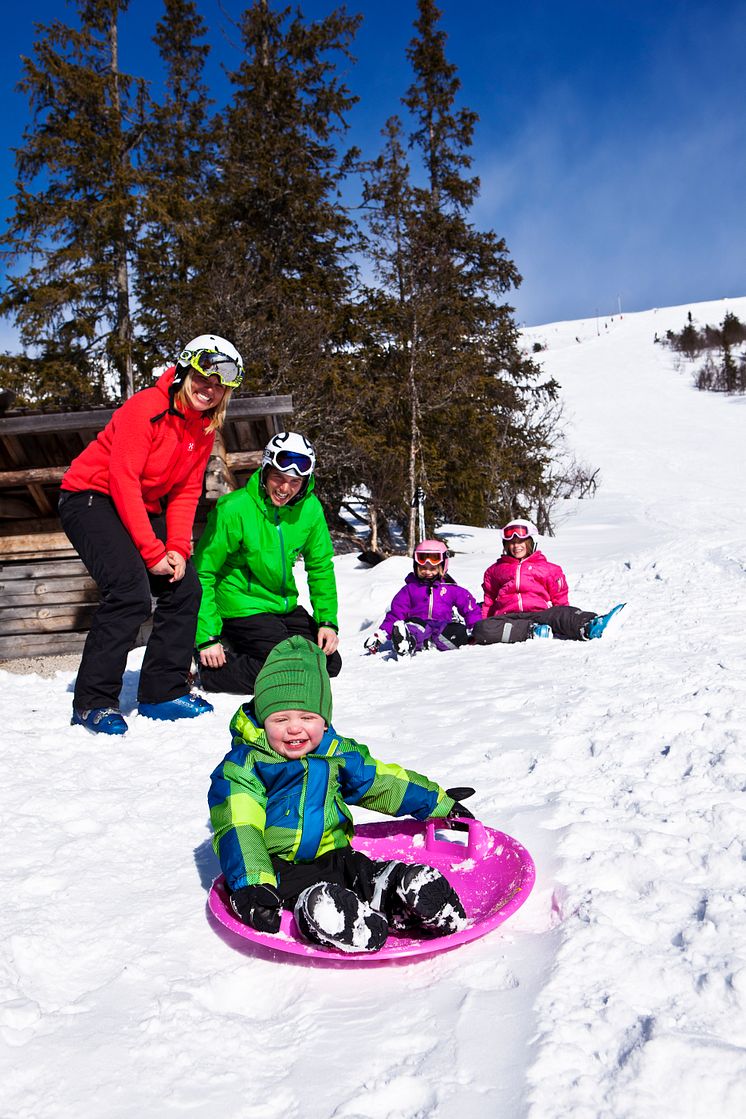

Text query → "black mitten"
[445,786,476,821]
[229,884,282,933]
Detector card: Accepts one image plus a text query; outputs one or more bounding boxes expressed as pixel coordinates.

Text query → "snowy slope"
[2,297,746,1119]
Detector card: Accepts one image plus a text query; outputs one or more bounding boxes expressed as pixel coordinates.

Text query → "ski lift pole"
[412,486,426,544]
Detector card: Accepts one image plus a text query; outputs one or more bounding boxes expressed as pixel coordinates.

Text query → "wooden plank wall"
[0,394,292,661]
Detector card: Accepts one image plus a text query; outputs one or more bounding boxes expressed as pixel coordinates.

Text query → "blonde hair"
[174,372,233,432]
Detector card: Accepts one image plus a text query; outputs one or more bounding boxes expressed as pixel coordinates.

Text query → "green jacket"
[193,471,338,646]
[208,704,456,890]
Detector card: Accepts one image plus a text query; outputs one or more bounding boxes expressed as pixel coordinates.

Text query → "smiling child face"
[264,709,327,758]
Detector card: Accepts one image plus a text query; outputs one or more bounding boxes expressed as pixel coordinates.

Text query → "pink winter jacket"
[481,550,569,617]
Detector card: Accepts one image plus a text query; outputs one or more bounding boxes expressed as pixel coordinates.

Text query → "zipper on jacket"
[274,509,290,611]
[516,558,523,612]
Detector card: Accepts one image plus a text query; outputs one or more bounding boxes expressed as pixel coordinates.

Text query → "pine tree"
[134,0,215,370]
[193,0,361,419]
[361,0,556,549]
[0,0,146,406]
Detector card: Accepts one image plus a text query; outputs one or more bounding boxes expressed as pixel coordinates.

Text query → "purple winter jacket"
[380,572,481,636]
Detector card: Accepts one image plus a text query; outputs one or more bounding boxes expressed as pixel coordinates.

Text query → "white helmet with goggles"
[176,334,244,389]
[501,519,538,542]
[262,431,316,478]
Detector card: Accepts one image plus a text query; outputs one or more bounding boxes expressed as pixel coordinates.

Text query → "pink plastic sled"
[208,817,535,962]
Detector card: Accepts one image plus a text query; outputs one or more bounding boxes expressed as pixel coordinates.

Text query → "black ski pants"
[59,490,202,710]
[472,604,597,644]
[199,605,342,695]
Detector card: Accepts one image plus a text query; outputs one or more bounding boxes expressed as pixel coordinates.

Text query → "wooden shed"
[0,393,293,660]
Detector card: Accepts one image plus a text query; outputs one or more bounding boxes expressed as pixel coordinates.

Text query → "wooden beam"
[0,466,67,486]
[0,631,88,659]
[0,557,88,579]
[0,604,98,634]
[0,393,293,436]
[225,450,263,470]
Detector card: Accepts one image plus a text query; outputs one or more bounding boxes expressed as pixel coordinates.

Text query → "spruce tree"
[0,0,146,406]
[134,0,216,370]
[194,0,361,425]
[362,0,556,549]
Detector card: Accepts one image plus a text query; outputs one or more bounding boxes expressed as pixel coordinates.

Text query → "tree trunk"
[369,505,379,552]
[108,12,134,399]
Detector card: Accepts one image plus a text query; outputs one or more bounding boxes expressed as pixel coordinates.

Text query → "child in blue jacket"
[209,635,471,953]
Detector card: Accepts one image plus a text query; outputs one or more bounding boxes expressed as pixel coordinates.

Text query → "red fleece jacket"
[61,368,215,566]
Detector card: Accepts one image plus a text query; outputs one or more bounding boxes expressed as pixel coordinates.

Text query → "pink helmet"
[413,539,449,574]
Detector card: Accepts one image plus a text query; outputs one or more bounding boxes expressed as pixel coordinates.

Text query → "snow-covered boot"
[373,861,467,937]
[392,620,417,658]
[293,882,389,953]
[583,602,626,640]
[530,623,553,639]
[71,707,128,735]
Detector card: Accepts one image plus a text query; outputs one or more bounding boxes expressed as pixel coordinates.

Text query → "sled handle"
[425,817,491,858]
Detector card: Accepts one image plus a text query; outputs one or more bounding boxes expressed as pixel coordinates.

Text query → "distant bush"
[664,312,746,394]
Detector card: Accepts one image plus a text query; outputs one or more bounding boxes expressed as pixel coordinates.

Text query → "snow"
[2,295,746,1118]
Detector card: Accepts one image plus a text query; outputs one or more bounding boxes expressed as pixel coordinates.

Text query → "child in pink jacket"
[472,520,624,644]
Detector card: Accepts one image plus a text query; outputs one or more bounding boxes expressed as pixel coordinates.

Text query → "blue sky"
[1,0,745,348]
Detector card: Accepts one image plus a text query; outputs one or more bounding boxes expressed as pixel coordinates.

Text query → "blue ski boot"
[531,623,553,639]
[71,707,128,735]
[585,603,626,640]
[138,693,214,721]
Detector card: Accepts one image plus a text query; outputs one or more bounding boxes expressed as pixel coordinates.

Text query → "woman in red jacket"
[472,519,624,644]
[59,335,244,735]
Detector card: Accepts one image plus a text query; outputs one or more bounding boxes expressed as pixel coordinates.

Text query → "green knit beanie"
[253,635,333,726]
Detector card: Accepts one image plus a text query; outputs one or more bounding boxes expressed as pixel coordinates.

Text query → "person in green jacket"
[194,432,341,694]
[208,635,470,953]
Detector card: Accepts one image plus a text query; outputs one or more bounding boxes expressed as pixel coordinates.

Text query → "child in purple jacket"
[364,540,481,658]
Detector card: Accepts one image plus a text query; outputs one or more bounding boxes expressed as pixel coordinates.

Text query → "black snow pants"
[472,604,597,644]
[199,605,342,695]
[59,490,202,710]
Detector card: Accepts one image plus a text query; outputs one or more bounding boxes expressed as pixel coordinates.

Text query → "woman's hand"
[147,556,174,577]
[200,643,226,668]
[317,626,339,655]
[165,550,186,582]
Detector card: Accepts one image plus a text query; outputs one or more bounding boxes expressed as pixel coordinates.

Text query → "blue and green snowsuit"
[209,704,456,892]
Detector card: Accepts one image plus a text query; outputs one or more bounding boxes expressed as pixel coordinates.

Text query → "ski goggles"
[414,551,445,567]
[502,524,532,540]
[186,350,244,388]
[271,449,315,477]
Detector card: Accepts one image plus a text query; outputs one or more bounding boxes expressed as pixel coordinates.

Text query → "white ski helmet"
[176,334,244,389]
[501,518,538,544]
[262,431,316,477]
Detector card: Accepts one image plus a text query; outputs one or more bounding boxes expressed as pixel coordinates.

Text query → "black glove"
[229,884,282,933]
[445,786,476,821]
[364,630,385,654]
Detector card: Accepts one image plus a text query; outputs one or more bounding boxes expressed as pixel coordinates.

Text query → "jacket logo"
[187,441,195,451]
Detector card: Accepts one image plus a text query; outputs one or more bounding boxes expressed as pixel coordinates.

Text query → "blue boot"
[531,623,553,639]
[71,707,128,735]
[585,603,626,640]
[138,693,214,721]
